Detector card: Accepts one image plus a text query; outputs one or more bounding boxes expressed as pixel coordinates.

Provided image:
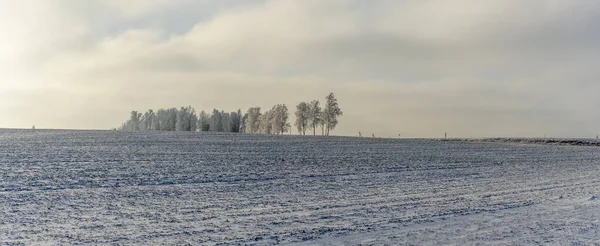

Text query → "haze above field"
[1,0,599,138]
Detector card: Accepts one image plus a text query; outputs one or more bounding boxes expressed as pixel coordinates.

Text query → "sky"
[1,0,600,138]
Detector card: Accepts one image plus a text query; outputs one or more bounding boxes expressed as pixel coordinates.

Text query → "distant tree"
[118,107,193,132]
[295,102,310,135]
[175,106,197,131]
[240,113,248,133]
[227,109,242,133]
[259,109,273,134]
[141,109,155,131]
[165,108,178,131]
[245,107,261,134]
[221,111,231,132]
[319,111,326,136]
[308,100,322,136]
[176,107,186,131]
[143,109,157,130]
[235,109,243,133]
[118,111,142,131]
[198,110,210,131]
[140,112,148,130]
[272,104,289,134]
[323,93,343,136]
[187,106,198,132]
[210,109,223,132]
[131,111,142,131]
[152,114,161,131]
[155,109,169,131]
[280,104,290,134]
[116,94,341,135]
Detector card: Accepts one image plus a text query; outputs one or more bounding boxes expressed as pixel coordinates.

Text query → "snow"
[442,137,600,147]
[1,129,599,245]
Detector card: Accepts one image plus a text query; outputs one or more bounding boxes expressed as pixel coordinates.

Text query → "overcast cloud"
[1,0,599,137]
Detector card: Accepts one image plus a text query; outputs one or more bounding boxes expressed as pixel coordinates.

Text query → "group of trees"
[294,93,343,136]
[119,106,199,132]
[119,107,245,133]
[118,93,342,136]
[198,109,245,133]
[244,104,290,134]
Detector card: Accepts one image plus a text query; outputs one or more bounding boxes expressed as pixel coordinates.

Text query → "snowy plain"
[1,129,599,245]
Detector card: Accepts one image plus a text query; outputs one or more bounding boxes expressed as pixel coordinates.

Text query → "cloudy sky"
[1,0,599,138]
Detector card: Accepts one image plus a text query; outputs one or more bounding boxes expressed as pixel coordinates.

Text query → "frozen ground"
[441,137,600,147]
[0,130,599,245]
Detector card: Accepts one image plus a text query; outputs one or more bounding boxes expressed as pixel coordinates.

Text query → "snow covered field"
[1,129,599,245]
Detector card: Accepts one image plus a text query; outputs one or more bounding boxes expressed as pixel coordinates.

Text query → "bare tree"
[245,107,262,134]
[130,111,142,131]
[198,110,210,131]
[259,109,273,134]
[210,109,223,132]
[271,104,289,134]
[141,109,154,130]
[295,102,310,135]
[323,93,343,136]
[308,100,322,136]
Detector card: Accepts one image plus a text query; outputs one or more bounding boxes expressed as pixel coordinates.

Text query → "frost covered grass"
[1,129,599,245]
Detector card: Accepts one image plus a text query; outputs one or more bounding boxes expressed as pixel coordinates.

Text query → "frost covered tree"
[251,104,289,135]
[161,108,178,131]
[130,111,142,131]
[271,104,289,134]
[116,97,334,134]
[176,108,186,131]
[323,93,343,136]
[147,109,162,131]
[245,107,261,134]
[295,102,310,135]
[118,111,141,131]
[141,110,155,131]
[236,109,244,132]
[188,107,198,132]
[308,100,322,135]
[240,113,248,133]
[236,109,243,132]
[227,109,242,133]
[155,108,169,131]
[319,111,326,135]
[210,109,223,132]
[155,109,165,130]
[124,108,243,133]
[258,109,273,134]
[119,106,200,132]
[221,111,231,132]
[198,110,211,132]
[175,106,197,131]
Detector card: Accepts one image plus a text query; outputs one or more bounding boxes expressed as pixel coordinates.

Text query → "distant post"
[445,132,447,139]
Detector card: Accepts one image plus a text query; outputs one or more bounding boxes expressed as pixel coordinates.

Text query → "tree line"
[118,93,342,136]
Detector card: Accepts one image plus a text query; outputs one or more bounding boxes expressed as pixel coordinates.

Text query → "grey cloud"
[2,0,600,137]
